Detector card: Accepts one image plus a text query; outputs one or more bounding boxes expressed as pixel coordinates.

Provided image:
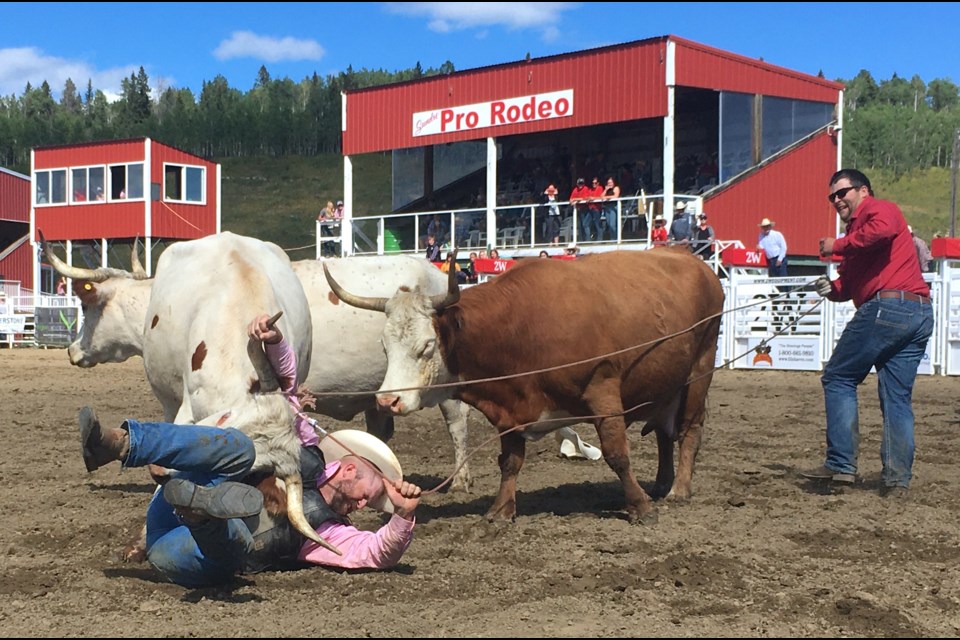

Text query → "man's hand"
[814,276,833,297]
[819,237,835,257]
[248,313,282,345]
[383,478,422,520]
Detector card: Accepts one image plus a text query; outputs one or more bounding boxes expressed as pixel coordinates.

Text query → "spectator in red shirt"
[802,169,933,499]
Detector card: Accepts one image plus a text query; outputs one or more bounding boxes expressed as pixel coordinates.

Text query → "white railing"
[322,193,704,260]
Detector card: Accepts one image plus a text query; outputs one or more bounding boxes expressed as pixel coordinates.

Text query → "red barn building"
[30,138,220,292]
[0,167,31,289]
[338,35,843,260]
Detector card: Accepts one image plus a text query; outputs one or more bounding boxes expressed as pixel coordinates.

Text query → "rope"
[299,280,824,497]
[159,201,203,232]
[308,280,821,399]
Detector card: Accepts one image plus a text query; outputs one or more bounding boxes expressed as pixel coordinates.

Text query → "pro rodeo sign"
[413,90,574,137]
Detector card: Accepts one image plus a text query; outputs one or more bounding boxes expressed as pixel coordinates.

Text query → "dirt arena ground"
[1,348,959,637]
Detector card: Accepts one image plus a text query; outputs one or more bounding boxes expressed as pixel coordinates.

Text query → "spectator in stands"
[427,215,446,245]
[464,252,479,283]
[425,235,441,262]
[318,201,338,257]
[539,250,550,259]
[669,202,694,249]
[489,249,501,260]
[440,252,467,285]
[95,187,105,202]
[909,226,933,273]
[691,213,715,260]
[756,217,788,277]
[564,243,579,258]
[569,178,592,242]
[318,201,335,222]
[56,277,68,296]
[600,176,621,241]
[543,184,562,245]
[651,214,668,245]
[334,201,344,220]
[587,177,604,241]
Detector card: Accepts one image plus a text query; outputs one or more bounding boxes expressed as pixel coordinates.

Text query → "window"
[71,166,105,203]
[35,169,67,205]
[109,162,144,200]
[164,163,205,203]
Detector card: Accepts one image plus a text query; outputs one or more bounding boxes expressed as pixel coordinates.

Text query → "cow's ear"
[74,280,100,306]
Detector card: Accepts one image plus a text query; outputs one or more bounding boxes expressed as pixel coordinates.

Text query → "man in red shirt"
[802,169,933,499]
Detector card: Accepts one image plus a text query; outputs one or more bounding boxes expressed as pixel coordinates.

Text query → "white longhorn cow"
[47,232,334,552]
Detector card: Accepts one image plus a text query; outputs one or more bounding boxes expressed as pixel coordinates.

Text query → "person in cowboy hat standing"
[756,217,788,276]
[669,201,694,250]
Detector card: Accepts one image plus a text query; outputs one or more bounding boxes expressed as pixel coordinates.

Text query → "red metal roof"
[343,35,841,155]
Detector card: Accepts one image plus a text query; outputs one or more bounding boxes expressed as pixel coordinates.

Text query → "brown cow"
[324,248,724,524]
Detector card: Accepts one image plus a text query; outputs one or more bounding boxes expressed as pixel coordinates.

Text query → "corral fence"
[4,257,960,377]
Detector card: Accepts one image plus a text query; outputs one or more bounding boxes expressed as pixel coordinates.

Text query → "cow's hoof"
[627,509,659,526]
[483,508,516,523]
[665,488,692,503]
[450,474,473,493]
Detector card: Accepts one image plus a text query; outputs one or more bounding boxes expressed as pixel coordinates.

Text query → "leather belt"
[876,289,930,304]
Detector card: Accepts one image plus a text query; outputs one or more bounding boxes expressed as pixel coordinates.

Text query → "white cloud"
[0,47,146,101]
[213,31,325,63]
[385,2,578,41]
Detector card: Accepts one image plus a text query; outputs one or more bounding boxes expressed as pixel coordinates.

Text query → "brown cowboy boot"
[79,406,129,472]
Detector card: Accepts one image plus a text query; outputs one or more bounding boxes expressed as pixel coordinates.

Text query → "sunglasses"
[827,185,859,202]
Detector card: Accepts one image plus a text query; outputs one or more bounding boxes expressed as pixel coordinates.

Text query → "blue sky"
[2,2,957,100]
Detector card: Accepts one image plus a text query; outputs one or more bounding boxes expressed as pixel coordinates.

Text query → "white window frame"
[108,162,145,201]
[35,169,68,206]
[163,162,206,204]
[70,164,107,205]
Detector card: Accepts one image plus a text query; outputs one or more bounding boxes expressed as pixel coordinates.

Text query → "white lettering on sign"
[413,90,574,137]
[492,260,508,273]
[746,251,763,264]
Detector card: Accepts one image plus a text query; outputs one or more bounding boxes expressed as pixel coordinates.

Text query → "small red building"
[30,138,220,292]
[0,166,31,288]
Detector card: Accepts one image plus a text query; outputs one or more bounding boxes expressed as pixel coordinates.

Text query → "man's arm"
[299,478,422,569]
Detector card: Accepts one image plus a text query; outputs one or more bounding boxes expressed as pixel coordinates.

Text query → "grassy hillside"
[217,155,958,254]
[870,167,956,241]
[218,154,391,261]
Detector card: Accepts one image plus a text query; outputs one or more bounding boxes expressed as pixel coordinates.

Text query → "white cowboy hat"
[566,242,577,250]
[759,218,774,227]
[319,429,403,513]
[654,214,665,222]
[675,201,687,211]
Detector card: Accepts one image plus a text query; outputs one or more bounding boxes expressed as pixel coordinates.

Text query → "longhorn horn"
[39,230,134,283]
[282,475,342,555]
[130,238,148,279]
[322,263,389,312]
[429,248,461,310]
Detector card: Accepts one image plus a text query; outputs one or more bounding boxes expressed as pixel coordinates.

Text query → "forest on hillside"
[1,62,958,177]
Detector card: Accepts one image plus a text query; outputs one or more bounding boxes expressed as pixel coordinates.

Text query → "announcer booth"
[339,35,842,261]
[30,138,221,293]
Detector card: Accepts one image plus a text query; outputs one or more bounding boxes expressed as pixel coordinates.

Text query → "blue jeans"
[821,298,933,487]
[578,208,594,241]
[767,257,788,277]
[122,420,258,587]
[600,204,618,240]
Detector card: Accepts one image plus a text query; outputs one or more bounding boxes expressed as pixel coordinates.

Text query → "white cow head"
[323,258,460,415]
[43,240,152,367]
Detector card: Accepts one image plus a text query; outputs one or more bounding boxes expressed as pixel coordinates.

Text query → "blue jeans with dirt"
[821,297,933,488]
[121,419,257,587]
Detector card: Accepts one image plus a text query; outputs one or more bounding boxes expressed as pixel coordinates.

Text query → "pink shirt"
[265,340,416,569]
[828,195,929,308]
